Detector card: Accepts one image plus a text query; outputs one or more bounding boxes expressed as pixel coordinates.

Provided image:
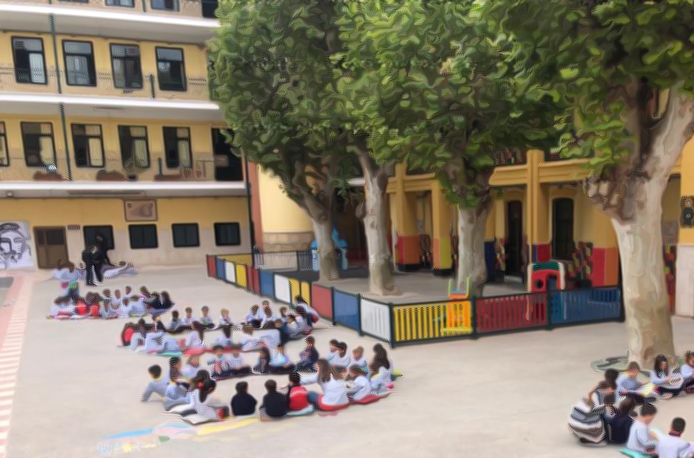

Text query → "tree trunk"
[612,181,674,368]
[586,86,694,367]
[356,152,399,296]
[301,190,339,282]
[312,216,339,282]
[456,204,489,295]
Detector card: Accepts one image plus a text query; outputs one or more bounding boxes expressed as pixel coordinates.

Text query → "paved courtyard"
[2,266,694,458]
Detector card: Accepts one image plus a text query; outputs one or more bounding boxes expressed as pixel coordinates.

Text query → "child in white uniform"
[141,365,168,402]
[239,326,262,351]
[218,308,233,328]
[347,367,374,402]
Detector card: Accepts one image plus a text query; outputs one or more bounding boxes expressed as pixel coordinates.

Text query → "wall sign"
[124,200,157,222]
[0,222,33,270]
[67,225,81,231]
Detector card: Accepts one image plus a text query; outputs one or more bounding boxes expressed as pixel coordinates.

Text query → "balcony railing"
[0,67,210,102]
[494,148,527,166]
[3,0,220,19]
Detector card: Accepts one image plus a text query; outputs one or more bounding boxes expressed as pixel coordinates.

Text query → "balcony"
[0,0,219,43]
[0,67,220,121]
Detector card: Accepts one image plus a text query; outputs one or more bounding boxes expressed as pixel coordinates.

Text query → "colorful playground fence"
[206,254,624,348]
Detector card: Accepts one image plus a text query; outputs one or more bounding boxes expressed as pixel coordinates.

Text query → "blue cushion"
[619,448,650,458]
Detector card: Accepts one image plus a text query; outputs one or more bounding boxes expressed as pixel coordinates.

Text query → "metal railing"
[0,67,210,102]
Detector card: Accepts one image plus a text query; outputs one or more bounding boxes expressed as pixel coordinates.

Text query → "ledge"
[0,181,247,199]
[489,164,528,186]
[537,159,591,183]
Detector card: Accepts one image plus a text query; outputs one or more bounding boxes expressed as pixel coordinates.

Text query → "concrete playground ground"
[3,266,694,458]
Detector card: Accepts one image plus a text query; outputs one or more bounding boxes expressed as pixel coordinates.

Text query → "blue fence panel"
[215,257,226,281]
[259,270,275,299]
[550,288,621,325]
[333,291,360,330]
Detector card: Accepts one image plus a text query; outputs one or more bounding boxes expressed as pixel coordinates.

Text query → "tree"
[208,0,359,281]
[476,0,694,366]
[339,0,560,294]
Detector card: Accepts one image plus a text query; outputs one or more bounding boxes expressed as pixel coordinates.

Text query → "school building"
[251,146,694,318]
[0,0,252,270]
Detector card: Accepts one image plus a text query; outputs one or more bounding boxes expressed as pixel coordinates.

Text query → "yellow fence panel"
[393,301,472,343]
[301,281,312,307]
[221,254,252,266]
[289,278,301,306]
[235,264,247,288]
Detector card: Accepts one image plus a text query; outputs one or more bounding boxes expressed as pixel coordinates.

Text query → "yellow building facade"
[0,0,251,270]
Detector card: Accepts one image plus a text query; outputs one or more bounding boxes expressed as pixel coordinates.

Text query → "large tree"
[339,0,560,294]
[208,0,359,281]
[476,0,694,366]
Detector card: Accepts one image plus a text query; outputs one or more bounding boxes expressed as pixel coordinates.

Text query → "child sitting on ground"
[164,368,190,410]
[181,307,194,329]
[326,340,340,366]
[227,346,252,376]
[253,348,272,374]
[270,344,295,373]
[627,403,659,455]
[332,342,351,374]
[141,365,168,402]
[297,336,319,371]
[177,375,218,420]
[179,323,205,352]
[351,346,368,376]
[274,319,290,347]
[181,354,203,380]
[657,417,692,458]
[208,346,232,379]
[651,354,684,399]
[259,379,287,421]
[618,362,651,404]
[603,395,636,445]
[260,305,278,329]
[168,310,183,333]
[200,306,215,330]
[231,381,257,417]
[239,325,262,351]
[286,372,313,414]
[681,351,694,392]
[347,366,376,402]
[245,305,262,328]
[218,308,233,328]
[279,307,289,324]
[212,325,234,349]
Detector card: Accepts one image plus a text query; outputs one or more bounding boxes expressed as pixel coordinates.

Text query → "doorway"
[211,128,243,182]
[506,201,523,277]
[201,0,218,18]
[34,226,68,269]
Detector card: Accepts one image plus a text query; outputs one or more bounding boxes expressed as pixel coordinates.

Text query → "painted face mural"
[0,223,32,270]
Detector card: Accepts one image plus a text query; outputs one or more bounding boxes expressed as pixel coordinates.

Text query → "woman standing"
[568,381,615,446]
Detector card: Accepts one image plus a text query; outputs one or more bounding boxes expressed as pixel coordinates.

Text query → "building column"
[589,207,619,287]
[391,165,420,271]
[676,139,694,317]
[527,150,551,263]
[431,181,452,276]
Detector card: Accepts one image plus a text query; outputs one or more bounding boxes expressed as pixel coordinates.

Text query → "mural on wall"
[567,241,593,283]
[0,222,32,270]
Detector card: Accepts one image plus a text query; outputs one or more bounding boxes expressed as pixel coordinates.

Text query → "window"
[106,0,134,6]
[12,37,46,84]
[552,198,574,261]
[118,126,150,168]
[63,41,96,87]
[172,223,199,248]
[201,0,217,18]
[111,44,142,89]
[0,123,8,167]
[151,0,178,11]
[72,124,104,167]
[163,127,191,169]
[129,225,158,249]
[21,122,55,167]
[84,226,114,250]
[214,222,240,246]
[156,47,186,91]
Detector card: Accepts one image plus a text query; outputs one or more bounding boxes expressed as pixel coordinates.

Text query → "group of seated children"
[230,346,395,421]
[569,352,694,452]
[50,284,173,320]
[123,299,316,356]
[141,342,397,422]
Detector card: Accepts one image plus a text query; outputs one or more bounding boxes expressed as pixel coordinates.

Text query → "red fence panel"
[249,268,260,294]
[475,293,547,334]
[311,284,333,320]
[207,255,216,278]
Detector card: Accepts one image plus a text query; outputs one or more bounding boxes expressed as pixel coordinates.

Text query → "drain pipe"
[49,15,72,181]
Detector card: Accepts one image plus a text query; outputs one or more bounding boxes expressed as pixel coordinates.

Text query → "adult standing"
[95,234,113,266]
[81,245,96,286]
[92,245,105,284]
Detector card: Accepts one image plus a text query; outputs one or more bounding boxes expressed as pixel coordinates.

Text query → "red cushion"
[351,394,388,405]
[317,399,349,411]
[89,305,100,317]
[75,304,88,315]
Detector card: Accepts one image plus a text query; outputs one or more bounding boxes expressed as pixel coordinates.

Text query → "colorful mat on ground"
[96,417,258,456]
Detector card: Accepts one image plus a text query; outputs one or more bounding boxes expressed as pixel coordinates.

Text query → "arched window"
[552,198,574,260]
